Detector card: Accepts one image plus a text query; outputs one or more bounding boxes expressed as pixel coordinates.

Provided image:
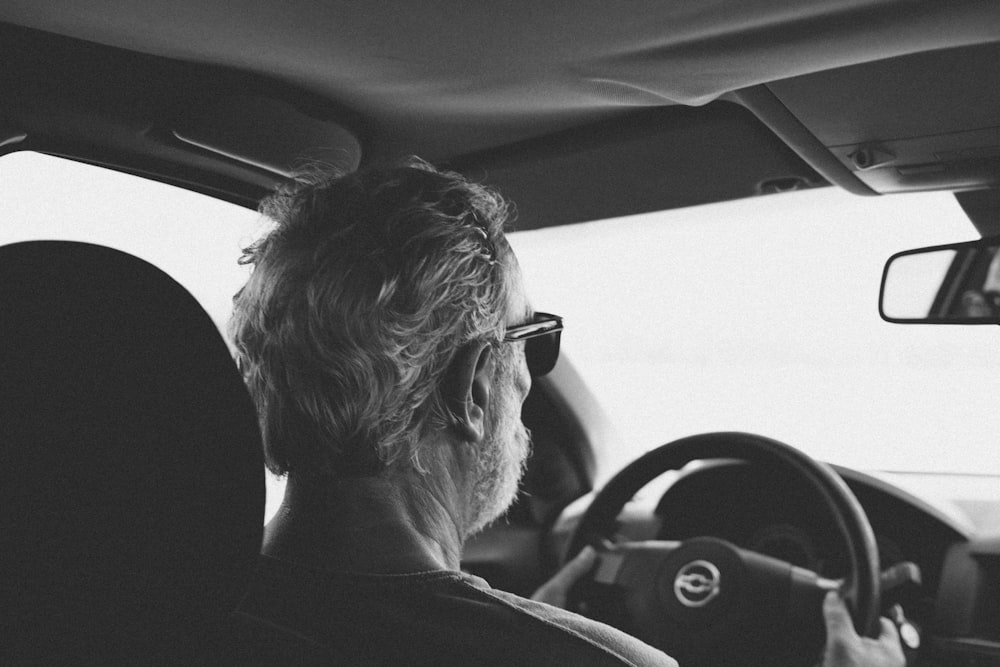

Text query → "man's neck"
[262,464,467,575]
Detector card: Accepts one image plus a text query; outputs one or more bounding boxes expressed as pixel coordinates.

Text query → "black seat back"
[0,241,265,664]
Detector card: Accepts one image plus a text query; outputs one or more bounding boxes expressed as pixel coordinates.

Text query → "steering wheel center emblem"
[674,559,722,608]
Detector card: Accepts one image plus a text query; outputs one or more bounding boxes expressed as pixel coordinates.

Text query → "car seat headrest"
[0,241,264,662]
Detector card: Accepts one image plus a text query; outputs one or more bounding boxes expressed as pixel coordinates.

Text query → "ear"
[443,342,494,443]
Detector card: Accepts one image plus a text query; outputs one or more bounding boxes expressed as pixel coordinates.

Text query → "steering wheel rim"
[566,432,880,653]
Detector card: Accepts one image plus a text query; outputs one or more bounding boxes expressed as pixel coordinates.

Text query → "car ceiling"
[2,0,1000,228]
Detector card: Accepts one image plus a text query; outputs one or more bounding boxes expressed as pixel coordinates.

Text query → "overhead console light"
[173,96,361,177]
[847,144,895,171]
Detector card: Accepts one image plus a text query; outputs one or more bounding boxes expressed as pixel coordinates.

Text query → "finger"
[530,547,597,603]
[877,617,902,647]
[530,582,555,602]
[822,591,857,640]
[558,545,597,581]
[544,546,596,590]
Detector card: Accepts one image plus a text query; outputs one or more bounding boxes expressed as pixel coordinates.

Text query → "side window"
[1,151,286,519]
[0,152,260,334]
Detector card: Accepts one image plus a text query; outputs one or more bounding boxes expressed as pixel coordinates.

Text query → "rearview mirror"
[880,236,1000,323]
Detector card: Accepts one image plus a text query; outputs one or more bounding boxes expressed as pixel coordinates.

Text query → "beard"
[465,374,532,536]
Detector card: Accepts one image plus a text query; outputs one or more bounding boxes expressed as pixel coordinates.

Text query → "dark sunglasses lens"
[526,330,560,376]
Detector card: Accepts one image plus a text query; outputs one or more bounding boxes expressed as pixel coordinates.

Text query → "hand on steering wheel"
[564,432,882,667]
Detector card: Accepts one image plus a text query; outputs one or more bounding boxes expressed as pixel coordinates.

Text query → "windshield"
[509,187,1000,479]
[6,152,997,482]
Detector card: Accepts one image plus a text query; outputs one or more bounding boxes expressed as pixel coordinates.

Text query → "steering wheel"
[566,432,880,667]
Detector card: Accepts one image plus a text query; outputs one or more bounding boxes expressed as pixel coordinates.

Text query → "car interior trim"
[730,86,875,197]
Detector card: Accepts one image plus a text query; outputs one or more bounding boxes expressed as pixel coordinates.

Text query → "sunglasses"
[503,312,563,376]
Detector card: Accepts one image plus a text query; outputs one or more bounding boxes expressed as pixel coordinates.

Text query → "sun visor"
[173,96,361,177]
[764,42,1000,194]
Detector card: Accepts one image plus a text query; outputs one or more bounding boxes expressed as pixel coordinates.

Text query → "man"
[230,158,903,666]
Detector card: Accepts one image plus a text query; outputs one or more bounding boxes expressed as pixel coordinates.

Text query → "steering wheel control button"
[674,560,722,608]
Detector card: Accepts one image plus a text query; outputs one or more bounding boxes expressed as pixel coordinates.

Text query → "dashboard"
[548,460,1000,665]
[651,463,957,586]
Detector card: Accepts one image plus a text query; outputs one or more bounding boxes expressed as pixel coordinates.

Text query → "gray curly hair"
[229,158,518,478]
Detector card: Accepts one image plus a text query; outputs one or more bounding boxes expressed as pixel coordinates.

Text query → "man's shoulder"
[474,585,677,667]
[240,556,676,667]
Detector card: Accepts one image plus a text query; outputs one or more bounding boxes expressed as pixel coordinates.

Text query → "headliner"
[3,0,999,159]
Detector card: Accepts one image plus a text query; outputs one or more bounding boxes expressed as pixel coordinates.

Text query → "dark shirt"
[238,555,676,666]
